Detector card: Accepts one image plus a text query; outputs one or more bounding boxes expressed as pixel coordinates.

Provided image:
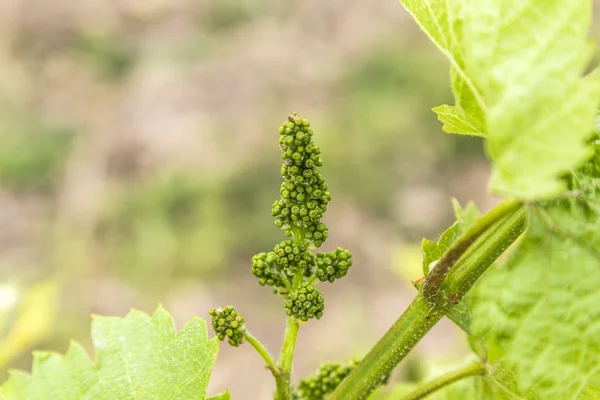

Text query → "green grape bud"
[297,359,360,400]
[284,283,325,321]
[208,306,246,347]
[251,252,285,290]
[315,248,353,283]
[273,239,310,274]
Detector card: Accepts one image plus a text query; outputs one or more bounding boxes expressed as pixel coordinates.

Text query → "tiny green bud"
[297,359,361,400]
[208,306,246,347]
[284,283,324,321]
[315,248,353,283]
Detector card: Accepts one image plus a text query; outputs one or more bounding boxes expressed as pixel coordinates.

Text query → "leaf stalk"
[245,330,279,376]
[397,362,486,400]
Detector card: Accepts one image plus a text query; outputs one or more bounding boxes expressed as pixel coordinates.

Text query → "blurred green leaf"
[401,0,600,198]
[0,281,59,371]
[432,104,484,137]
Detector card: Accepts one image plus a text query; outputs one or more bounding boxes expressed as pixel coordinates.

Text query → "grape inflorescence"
[249,113,353,321]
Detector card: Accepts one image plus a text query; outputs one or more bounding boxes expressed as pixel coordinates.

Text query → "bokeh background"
[0,1,598,398]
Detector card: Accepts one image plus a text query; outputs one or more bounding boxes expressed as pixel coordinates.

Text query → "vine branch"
[274,227,305,400]
[275,315,300,400]
[329,204,527,400]
[244,331,279,376]
[422,199,523,301]
[397,362,486,400]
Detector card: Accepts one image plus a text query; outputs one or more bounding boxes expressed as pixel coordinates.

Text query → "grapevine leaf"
[465,210,600,398]
[432,104,485,137]
[0,306,220,400]
[400,0,600,198]
[397,0,486,137]
[455,138,600,398]
[445,301,472,337]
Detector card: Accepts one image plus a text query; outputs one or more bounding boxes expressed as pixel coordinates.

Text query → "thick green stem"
[397,362,486,400]
[329,205,527,400]
[275,316,300,400]
[279,272,293,292]
[329,295,449,400]
[245,331,279,375]
[423,199,522,301]
[306,274,318,285]
[280,316,300,374]
[272,226,305,400]
[445,207,527,296]
[275,378,293,400]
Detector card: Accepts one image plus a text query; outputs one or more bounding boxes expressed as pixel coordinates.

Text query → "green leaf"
[400,0,600,198]
[422,199,480,275]
[458,148,600,398]
[208,392,231,400]
[398,0,486,137]
[432,104,485,137]
[0,307,220,400]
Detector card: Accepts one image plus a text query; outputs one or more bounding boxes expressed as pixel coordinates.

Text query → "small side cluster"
[284,282,325,322]
[296,359,360,400]
[315,248,353,283]
[208,306,246,347]
[251,240,316,294]
[251,252,282,288]
[272,113,331,248]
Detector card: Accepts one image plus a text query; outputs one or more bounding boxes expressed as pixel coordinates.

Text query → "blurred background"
[0,0,598,398]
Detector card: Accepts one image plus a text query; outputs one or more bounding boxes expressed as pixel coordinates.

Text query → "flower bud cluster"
[315,247,353,283]
[208,306,245,347]
[273,240,315,275]
[251,240,316,293]
[251,252,282,288]
[272,113,331,248]
[297,359,360,400]
[247,113,354,322]
[284,282,324,322]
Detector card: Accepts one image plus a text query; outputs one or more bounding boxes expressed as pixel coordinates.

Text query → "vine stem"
[306,274,318,285]
[273,227,305,400]
[329,204,527,400]
[275,315,300,400]
[423,198,522,301]
[397,362,486,400]
[245,331,279,375]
